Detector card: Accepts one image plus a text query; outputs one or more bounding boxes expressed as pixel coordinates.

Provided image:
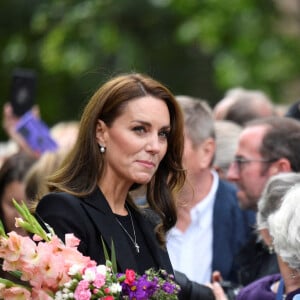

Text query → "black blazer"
[35,187,173,275]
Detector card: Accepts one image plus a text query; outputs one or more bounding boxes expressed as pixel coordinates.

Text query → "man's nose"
[227,161,239,182]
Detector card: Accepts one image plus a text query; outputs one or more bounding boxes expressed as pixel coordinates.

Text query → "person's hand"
[205,270,228,300]
[3,102,19,136]
[212,270,223,283]
[209,282,229,300]
[2,103,40,158]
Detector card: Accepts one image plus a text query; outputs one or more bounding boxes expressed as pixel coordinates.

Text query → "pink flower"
[65,233,80,248]
[0,232,36,263]
[31,288,54,300]
[0,232,37,278]
[93,272,106,288]
[125,269,136,285]
[32,234,43,242]
[1,286,31,300]
[29,248,65,289]
[74,280,91,300]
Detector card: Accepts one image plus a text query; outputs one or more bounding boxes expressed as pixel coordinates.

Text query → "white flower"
[64,281,72,288]
[54,291,63,300]
[96,264,107,275]
[62,287,70,294]
[82,267,97,281]
[109,282,122,293]
[68,264,83,275]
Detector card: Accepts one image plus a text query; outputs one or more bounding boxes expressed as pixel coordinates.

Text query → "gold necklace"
[115,205,140,253]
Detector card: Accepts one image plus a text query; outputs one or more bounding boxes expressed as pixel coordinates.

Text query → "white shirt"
[167,170,219,284]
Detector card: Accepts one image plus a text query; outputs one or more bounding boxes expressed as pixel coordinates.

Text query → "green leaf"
[0,220,7,238]
[8,270,22,279]
[101,237,117,273]
[101,236,110,262]
[110,239,117,274]
[0,278,30,290]
[12,199,51,241]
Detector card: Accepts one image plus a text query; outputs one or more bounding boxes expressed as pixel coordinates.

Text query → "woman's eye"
[133,126,146,134]
[159,130,170,139]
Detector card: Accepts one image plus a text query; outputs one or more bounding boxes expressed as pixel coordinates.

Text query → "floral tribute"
[0,200,180,299]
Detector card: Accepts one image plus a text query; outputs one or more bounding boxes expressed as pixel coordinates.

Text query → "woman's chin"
[134,175,152,185]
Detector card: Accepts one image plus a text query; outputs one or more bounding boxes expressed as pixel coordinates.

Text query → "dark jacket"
[35,188,174,274]
[212,179,255,283]
[175,270,215,300]
[234,232,280,286]
[36,188,215,299]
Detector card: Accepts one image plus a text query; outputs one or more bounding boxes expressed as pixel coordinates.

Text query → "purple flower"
[162,281,176,294]
[120,268,180,299]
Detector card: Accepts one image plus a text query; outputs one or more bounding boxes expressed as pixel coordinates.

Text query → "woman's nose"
[145,136,161,153]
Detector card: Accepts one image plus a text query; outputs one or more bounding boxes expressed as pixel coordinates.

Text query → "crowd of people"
[1,72,300,300]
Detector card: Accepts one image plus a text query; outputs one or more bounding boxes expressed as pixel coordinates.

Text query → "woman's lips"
[137,160,156,168]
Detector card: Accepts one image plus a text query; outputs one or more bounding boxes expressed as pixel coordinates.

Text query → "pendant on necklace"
[135,242,140,253]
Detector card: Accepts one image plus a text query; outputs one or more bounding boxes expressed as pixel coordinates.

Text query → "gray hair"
[213,87,275,124]
[224,88,275,126]
[257,172,300,230]
[214,120,242,174]
[176,95,215,147]
[268,183,300,270]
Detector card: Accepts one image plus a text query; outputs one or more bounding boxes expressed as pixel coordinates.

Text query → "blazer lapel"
[80,188,139,272]
[133,209,174,274]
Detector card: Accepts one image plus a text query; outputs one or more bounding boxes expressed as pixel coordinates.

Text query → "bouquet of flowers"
[0,200,180,300]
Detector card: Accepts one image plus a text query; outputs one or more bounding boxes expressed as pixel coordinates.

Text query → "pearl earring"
[100,145,106,153]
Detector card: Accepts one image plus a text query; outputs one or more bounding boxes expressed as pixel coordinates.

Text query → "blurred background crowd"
[2,0,300,142]
[2,1,300,299]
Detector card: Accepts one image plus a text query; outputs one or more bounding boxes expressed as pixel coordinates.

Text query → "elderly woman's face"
[97,96,170,186]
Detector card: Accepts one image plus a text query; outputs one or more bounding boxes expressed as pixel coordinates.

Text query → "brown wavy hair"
[47,73,186,246]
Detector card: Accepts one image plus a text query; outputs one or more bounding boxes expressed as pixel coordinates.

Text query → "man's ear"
[96,119,107,145]
[199,138,216,168]
[270,158,292,174]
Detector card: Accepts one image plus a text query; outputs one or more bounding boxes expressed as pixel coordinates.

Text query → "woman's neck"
[98,179,129,215]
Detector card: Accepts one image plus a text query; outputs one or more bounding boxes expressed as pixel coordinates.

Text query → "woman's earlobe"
[99,145,106,153]
[96,120,107,144]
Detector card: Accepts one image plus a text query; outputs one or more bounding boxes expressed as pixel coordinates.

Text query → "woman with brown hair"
[35,72,185,275]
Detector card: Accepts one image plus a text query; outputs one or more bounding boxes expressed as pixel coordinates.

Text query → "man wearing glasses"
[227,116,300,211]
[226,115,300,286]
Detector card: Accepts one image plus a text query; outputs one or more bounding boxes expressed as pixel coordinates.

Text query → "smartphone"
[10,68,37,117]
[15,111,58,155]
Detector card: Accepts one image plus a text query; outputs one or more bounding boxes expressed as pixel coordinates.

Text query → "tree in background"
[1,0,300,140]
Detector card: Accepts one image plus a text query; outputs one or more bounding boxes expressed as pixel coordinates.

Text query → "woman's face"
[1,181,27,235]
[97,96,170,187]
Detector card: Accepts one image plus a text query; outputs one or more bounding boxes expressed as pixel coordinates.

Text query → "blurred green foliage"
[1,0,300,140]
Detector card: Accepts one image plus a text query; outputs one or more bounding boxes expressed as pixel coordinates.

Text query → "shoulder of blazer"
[37,191,82,211]
[39,188,112,215]
[217,179,238,195]
[214,179,239,210]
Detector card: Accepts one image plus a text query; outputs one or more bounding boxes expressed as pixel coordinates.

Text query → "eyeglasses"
[232,156,278,172]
